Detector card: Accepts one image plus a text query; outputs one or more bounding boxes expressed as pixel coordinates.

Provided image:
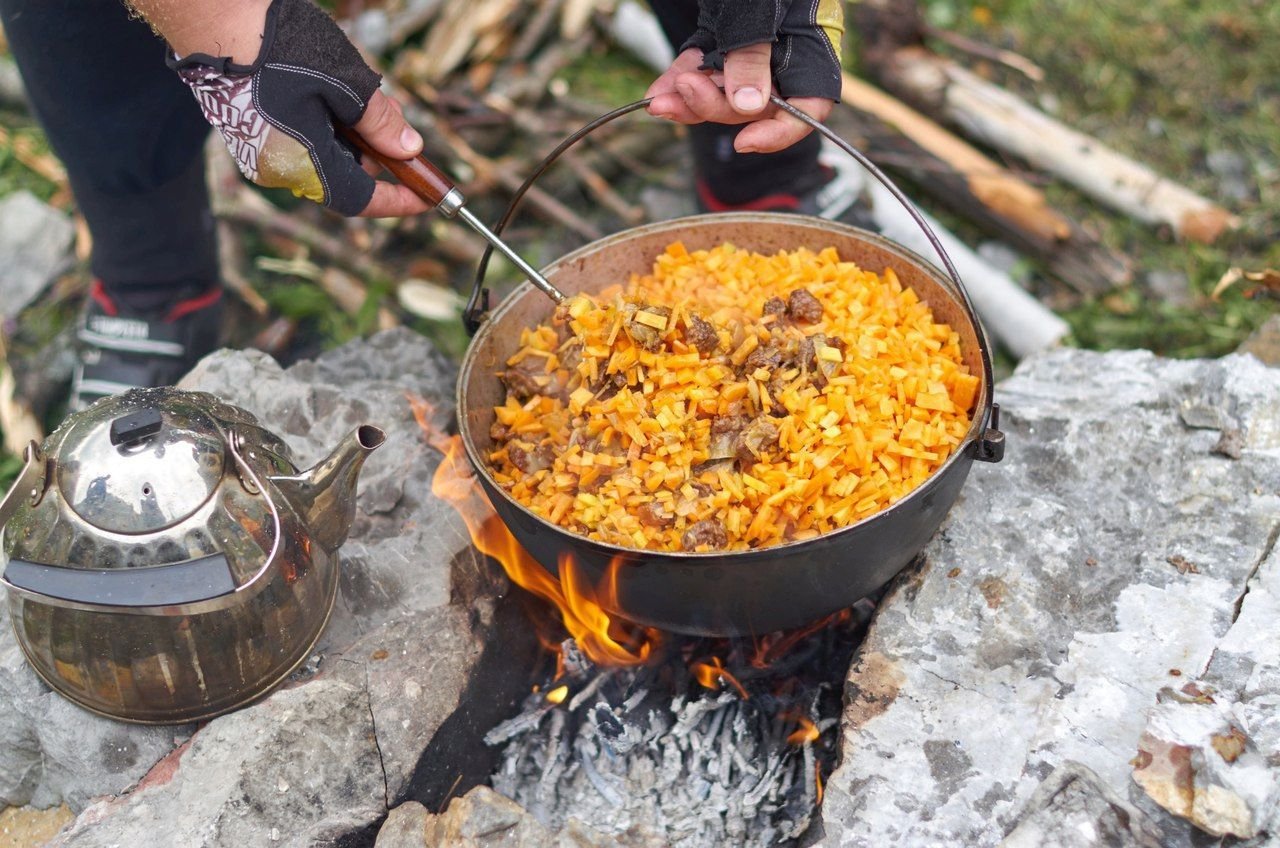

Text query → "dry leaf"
[397,278,464,321]
[1211,266,1280,301]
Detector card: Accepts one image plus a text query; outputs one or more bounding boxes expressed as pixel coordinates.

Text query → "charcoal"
[484,609,870,847]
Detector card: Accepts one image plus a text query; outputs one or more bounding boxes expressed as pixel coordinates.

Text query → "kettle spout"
[271,425,386,552]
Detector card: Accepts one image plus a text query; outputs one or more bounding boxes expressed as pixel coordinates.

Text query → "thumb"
[352,90,423,160]
[722,43,773,116]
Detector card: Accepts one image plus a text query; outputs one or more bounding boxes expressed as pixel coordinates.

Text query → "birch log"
[840,153,1071,358]
[881,47,1240,244]
[840,71,1130,295]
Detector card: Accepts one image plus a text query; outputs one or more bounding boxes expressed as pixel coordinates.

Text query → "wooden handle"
[339,125,455,208]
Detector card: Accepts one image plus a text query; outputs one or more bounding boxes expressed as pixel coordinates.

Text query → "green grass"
[0,115,59,201]
[919,0,1280,354]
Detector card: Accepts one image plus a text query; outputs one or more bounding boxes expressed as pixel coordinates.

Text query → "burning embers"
[484,610,870,846]
[413,394,873,845]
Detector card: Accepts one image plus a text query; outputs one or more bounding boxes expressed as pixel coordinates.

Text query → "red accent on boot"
[696,179,801,212]
[165,287,223,322]
[89,280,119,317]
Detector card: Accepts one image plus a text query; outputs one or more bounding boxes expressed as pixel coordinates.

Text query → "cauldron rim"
[456,212,993,565]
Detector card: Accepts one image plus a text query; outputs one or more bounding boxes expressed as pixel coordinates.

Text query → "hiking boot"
[71,280,224,411]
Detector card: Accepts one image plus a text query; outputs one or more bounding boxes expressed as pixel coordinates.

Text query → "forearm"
[127,0,272,62]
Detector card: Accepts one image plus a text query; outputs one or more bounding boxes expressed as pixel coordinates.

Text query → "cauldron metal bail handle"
[469,95,1003,462]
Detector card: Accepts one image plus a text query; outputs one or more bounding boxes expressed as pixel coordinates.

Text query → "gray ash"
[485,598,877,847]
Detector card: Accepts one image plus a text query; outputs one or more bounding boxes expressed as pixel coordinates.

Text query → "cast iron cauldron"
[457,213,1003,636]
[357,97,1004,637]
[0,388,385,723]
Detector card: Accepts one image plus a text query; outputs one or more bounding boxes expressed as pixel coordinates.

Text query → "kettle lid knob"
[109,408,163,446]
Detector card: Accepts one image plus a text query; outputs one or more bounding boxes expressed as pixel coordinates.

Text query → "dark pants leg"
[646,0,827,206]
[1,0,218,307]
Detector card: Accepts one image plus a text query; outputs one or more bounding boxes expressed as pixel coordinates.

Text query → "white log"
[608,1,674,72]
[890,49,1239,244]
[851,160,1070,359]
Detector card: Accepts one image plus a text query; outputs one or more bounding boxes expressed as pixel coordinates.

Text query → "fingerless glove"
[681,0,844,103]
[169,0,381,215]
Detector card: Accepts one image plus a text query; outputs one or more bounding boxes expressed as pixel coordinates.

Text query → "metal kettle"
[0,387,385,724]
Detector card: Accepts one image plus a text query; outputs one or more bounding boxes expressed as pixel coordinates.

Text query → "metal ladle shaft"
[340,128,566,304]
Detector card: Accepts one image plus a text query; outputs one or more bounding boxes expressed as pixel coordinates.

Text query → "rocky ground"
[0,327,1274,847]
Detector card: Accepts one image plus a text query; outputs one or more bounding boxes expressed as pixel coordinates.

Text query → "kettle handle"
[0,430,285,616]
[0,442,48,532]
[3,553,236,609]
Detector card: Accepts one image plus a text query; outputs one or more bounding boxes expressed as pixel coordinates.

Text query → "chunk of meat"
[500,364,543,401]
[709,414,748,460]
[507,443,554,474]
[745,343,783,372]
[685,314,719,354]
[682,519,728,551]
[735,418,780,466]
[623,303,672,351]
[762,297,788,320]
[637,501,675,528]
[787,289,823,324]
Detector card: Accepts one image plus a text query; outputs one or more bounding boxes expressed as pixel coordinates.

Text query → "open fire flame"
[412,394,658,667]
[410,393,836,755]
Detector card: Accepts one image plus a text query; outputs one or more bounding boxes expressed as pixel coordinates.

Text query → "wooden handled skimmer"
[340,127,567,304]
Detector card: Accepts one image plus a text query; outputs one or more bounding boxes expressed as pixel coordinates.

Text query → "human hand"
[169,0,431,217]
[644,0,844,154]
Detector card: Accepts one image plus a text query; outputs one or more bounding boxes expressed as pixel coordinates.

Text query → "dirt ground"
[0,806,73,848]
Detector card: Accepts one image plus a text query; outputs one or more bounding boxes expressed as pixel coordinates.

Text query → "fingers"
[353,90,424,160]
[358,181,433,218]
[646,49,706,125]
[733,96,833,154]
[670,72,754,125]
[645,46,835,154]
[722,43,772,117]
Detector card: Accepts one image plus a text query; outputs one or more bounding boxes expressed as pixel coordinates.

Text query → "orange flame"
[413,393,657,668]
[786,715,820,746]
[545,685,569,705]
[691,656,750,700]
[816,761,824,804]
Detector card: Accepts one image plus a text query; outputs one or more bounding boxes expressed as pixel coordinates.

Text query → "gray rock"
[376,786,651,848]
[1144,269,1195,308]
[179,327,470,648]
[1131,528,1280,838]
[374,801,430,848]
[48,677,385,848]
[1205,149,1252,203]
[330,606,485,803]
[0,601,190,811]
[0,191,74,321]
[820,349,1280,847]
[1000,763,1162,848]
[0,329,493,821]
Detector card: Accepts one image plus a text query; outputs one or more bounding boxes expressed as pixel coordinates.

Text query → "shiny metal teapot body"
[0,388,385,724]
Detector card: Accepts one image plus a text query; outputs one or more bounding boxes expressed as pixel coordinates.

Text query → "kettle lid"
[55,389,226,534]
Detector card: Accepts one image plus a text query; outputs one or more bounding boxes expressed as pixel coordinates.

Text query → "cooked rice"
[487,242,979,552]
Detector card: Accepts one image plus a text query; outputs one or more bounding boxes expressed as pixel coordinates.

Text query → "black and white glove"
[169,0,388,215]
[680,0,845,103]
